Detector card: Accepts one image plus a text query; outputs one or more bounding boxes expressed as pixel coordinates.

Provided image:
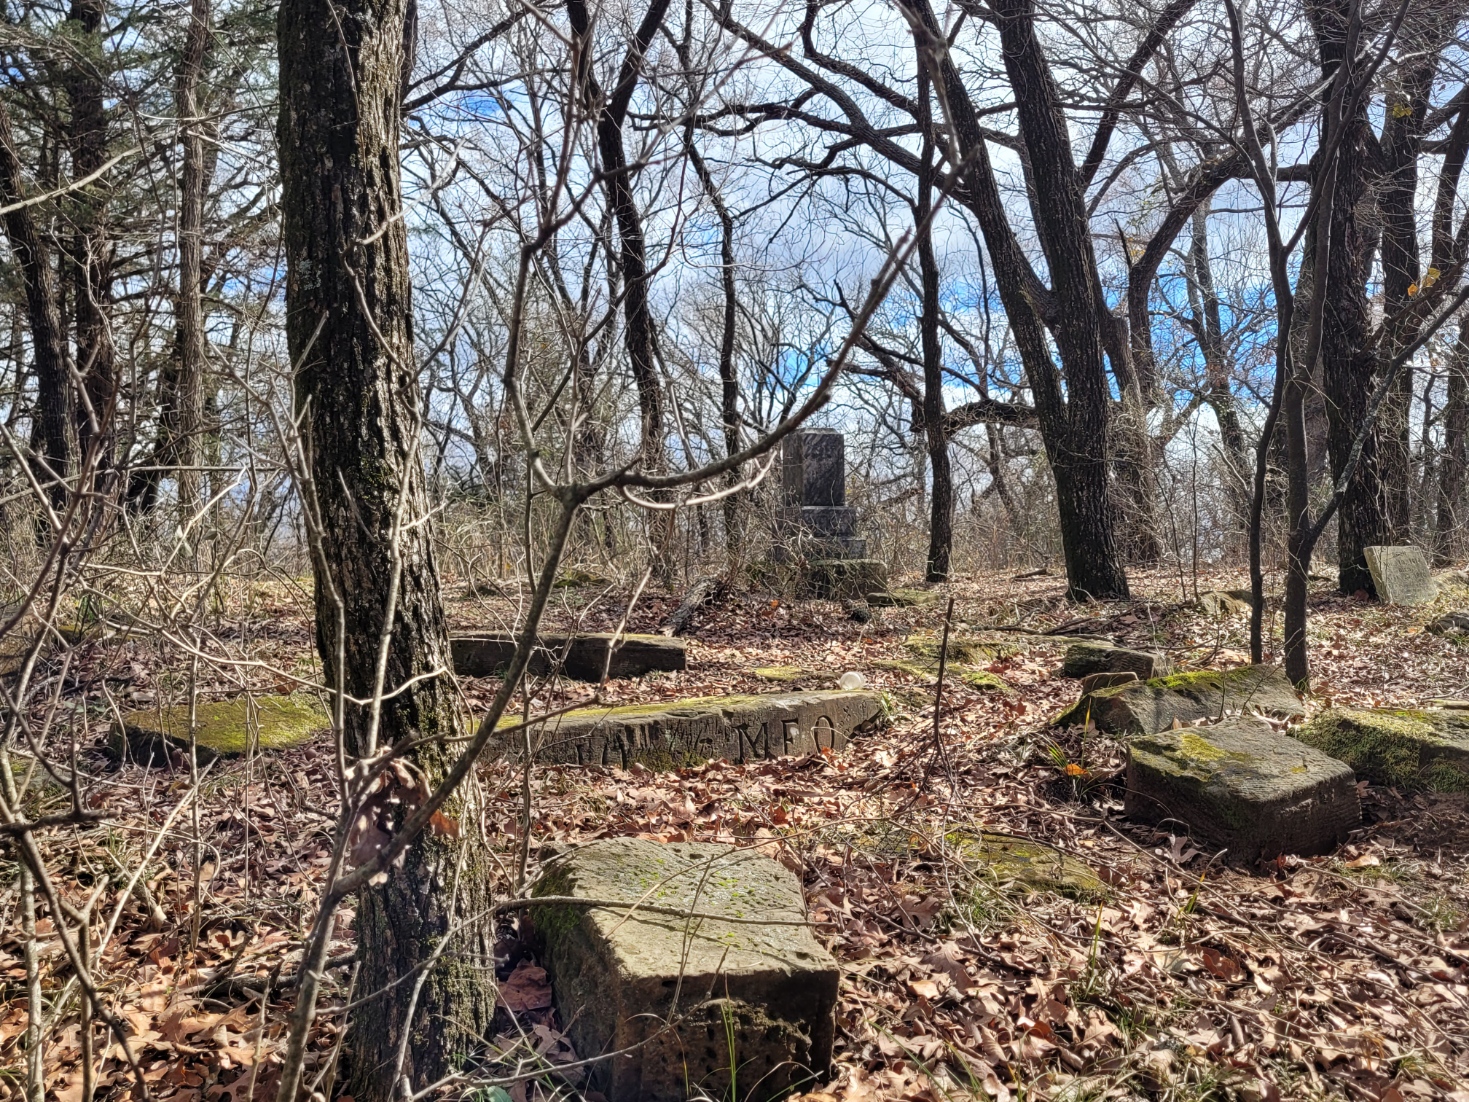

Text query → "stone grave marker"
[1056,664,1303,734]
[1295,706,1469,792]
[451,631,685,681]
[1363,545,1437,605]
[773,428,888,598]
[112,694,329,765]
[483,689,883,769]
[1125,716,1359,863]
[533,838,839,1102]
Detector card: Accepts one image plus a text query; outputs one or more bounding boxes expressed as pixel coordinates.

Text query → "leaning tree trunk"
[0,101,72,512]
[277,0,494,1095]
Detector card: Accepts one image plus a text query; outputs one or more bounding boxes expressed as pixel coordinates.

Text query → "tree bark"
[170,0,212,519]
[915,58,952,582]
[1309,0,1387,595]
[0,100,72,511]
[277,0,493,1093]
[1436,319,1469,563]
[63,0,116,473]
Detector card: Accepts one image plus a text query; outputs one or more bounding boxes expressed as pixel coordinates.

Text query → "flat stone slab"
[112,694,329,765]
[533,838,838,1102]
[1294,707,1469,792]
[1125,717,1359,863]
[1364,545,1437,605]
[1428,610,1469,636]
[485,689,884,769]
[1081,670,1138,694]
[946,829,1106,899]
[1061,642,1167,680]
[1056,664,1303,734]
[451,632,686,681]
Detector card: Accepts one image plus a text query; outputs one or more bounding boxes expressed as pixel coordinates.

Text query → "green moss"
[947,829,1107,901]
[1147,667,1260,694]
[874,658,1009,692]
[958,669,1011,693]
[868,588,940,608]
[904,632,1019,665]
[116,694,329,760]
[1296,707,1469,792]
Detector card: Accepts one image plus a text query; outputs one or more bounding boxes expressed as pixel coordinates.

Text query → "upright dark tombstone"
[778,428,866,558]
[772,428,887,597]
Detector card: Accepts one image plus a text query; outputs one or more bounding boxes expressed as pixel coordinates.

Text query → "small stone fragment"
[1427,610,1469,637]
[1055,664,1303,734]
[1061,642,1168,680]
[533,838,839,1102]
[1081,670,1138,694]
[112,694,329,765]
[1125,717,1359,862]
[1364,545,1437,605]
[1294,706,1469,792]
[483,689,885,769]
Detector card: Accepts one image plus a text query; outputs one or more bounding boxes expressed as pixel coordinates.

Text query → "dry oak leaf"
[497,961,553,1012]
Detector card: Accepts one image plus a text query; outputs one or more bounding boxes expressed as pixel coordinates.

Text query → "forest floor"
[6,564,1469,1102]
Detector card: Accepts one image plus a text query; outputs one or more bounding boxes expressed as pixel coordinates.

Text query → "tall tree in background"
[277,0,493,1093]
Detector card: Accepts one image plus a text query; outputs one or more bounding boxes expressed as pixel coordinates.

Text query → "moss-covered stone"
[904,632,1020,665]
[873,658,1011,692]
[804,558,888,600]
[486,689,886,769]
[946,829,1106,899]
[1294,707,1469,792]
[1428,611,1469,637]
[451,631,685,680]
[1061,642,1166,680]
[1198,590,1252,617]
[752,665,808,682]
[113,694,329,765]
[1055,664,1303,734]
[553,567,612,589]
[532,838,838,1101]
[867,588,940,608]
[1126,717,1359,862]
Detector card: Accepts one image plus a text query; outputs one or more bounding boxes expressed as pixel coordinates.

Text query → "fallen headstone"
[484,689,884,769]
[1061,642,1167,680]
[533,837,838,1102]
[866,588,940,608]
[1364,545,1437,605]
[451,632,686,681]
[1294,706,1469,792]
[1055,664,1303,734]
[946,829,1106,899]
[112,694,329,765]
[1428,610,1469,636]
[1198,590,1252,617]
[1081,670,1138,694]
[752,665,808,683]
[1125,717,1359,863]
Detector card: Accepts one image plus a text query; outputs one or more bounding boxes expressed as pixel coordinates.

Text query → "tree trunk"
[915,59,951,582]
[276,0,494,1094]
[170,0,211,520]
[0,101,72,511]
[1436,320,1469,563]
[64,0,115,474]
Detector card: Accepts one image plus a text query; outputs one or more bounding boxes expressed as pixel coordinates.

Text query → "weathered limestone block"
[1364,545,1437,605]
[1081,671,1138,694]
[1125,717,1359,862]
[1055,665,1303,734]
[1061,642,1168,680]
[112,694,329,765]
[533,838,839,1102]
[484,690,885,769]
[1294,707,1469,792]
[1198,590,1252,617]
[451,632,686,681]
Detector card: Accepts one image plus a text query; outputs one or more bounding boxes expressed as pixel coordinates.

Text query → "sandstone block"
[451,632,686,681]
[484,690,885,769]
[112,694,328,765]
[1294,706,1469,792]
[1125,717,1359,862]
[1061,642,1167,680]
[1364,545,1437,605]
[1055,665,1303,734]
[533,838,838,1102]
